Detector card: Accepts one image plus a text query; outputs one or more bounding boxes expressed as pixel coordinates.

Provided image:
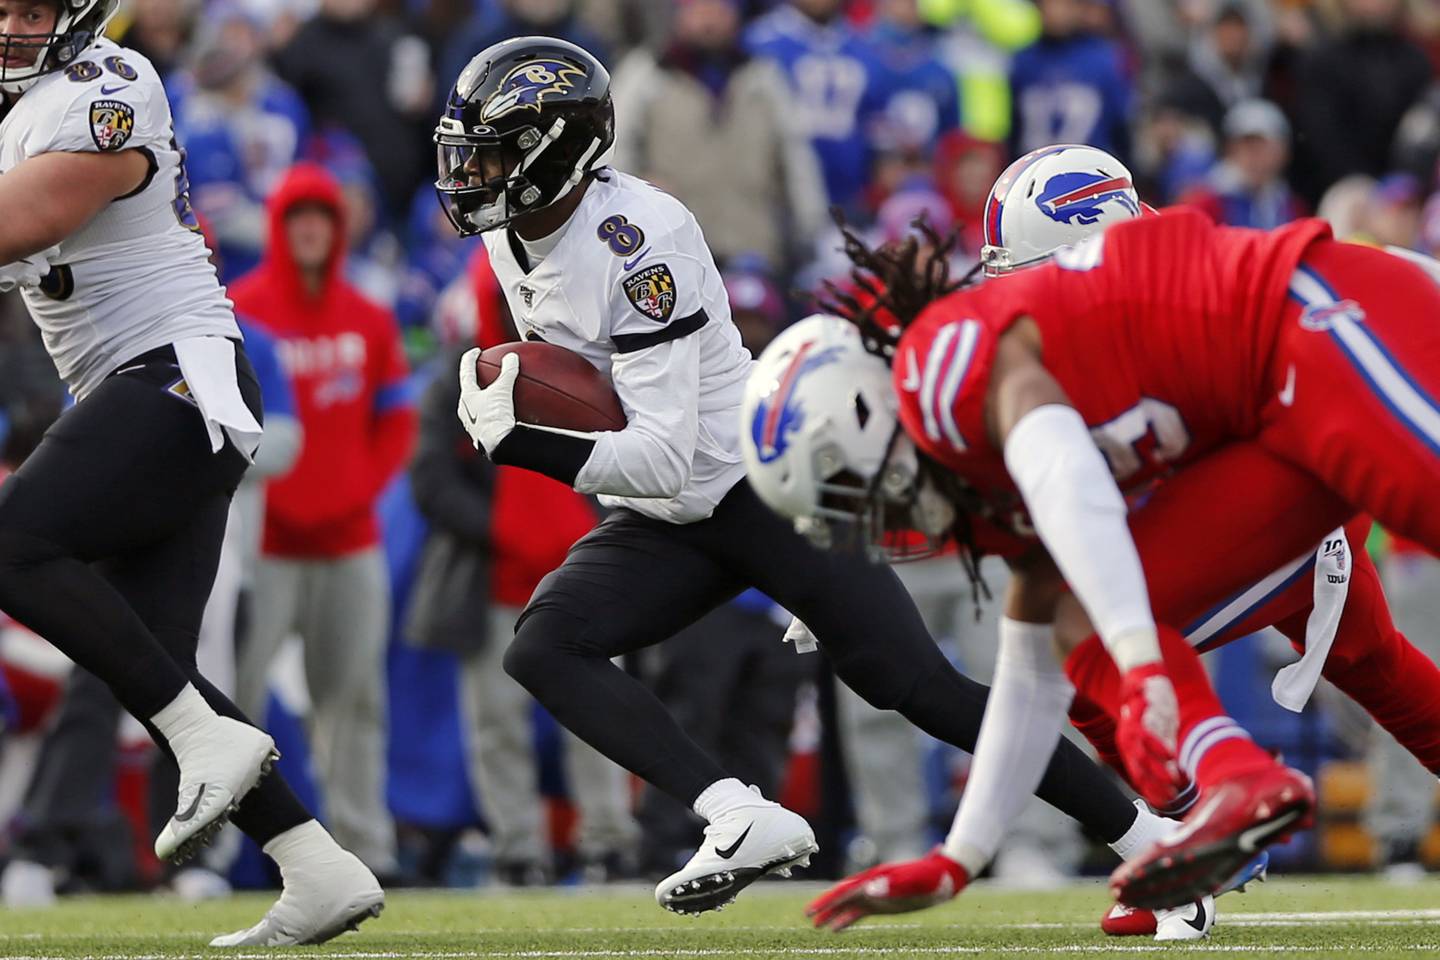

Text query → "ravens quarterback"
[0,0,380,944]
[442,36,1183,916]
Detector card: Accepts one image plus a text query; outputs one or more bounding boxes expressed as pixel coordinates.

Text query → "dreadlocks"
[816,212,994,612]
[817,213,973,361]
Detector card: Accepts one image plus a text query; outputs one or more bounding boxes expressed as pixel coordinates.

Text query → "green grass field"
[2,876,1439,958]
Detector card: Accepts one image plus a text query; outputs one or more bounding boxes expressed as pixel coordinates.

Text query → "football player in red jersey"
[975,147,1440,932]
[743,145,1440,916]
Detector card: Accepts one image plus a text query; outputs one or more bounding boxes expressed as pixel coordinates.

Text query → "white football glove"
[0,246,60,293]
[457,347,518,455]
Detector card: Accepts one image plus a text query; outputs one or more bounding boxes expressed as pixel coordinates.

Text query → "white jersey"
[484,170,752,524]
[0,39,238,399]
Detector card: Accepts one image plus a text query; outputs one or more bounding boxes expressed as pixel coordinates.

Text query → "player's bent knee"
[504,606,599,695]
[501,628,550,692]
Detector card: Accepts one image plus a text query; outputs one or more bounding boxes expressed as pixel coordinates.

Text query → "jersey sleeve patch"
[88,99,135,151]
[622,262,676,322]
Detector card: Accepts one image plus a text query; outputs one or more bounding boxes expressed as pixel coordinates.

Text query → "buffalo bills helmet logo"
[1035,171,1139,226]
[480,58,586,123]
[752,343,845,464]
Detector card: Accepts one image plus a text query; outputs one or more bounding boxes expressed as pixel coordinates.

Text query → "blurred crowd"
[1,0,1439,904]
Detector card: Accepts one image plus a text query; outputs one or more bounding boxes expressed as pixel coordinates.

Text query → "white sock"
[262,819,339,874]
[1109,799,1176,862]
[149,684,216,744]
[942,618,1074,876]
[692,778,763,822]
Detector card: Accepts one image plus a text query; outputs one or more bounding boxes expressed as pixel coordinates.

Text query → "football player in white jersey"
[0,0,381,944]
[445,37,1180,915]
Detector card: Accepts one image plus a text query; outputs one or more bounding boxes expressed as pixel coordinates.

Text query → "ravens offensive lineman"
[0,0,380,944]
[443,37,1182,916]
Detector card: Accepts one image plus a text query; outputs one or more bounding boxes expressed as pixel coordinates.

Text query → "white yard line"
[4,948,1440,960]
[6,908,1440,942]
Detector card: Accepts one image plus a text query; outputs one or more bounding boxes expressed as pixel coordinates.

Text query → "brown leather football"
[476,341,626,433]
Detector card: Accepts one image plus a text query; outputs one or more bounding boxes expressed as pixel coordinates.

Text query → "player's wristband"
[489,425,596,487]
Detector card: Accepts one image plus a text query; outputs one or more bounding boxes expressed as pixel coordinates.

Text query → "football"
[476,341,627,433]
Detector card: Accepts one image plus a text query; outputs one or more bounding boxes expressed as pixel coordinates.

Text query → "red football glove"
[1117,662,1186,807]
[805,848,969,932]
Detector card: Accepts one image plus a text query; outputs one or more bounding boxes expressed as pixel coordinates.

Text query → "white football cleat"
[1101,895,1214,940]
[154,716,278,864]
[209,846,384,947]
[656,795,817,915]
[1155,895,1215,940]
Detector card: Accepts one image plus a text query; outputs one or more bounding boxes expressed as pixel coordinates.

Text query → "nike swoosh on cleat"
[715,824,753,859]
[174,784,206,822]
[1238,808,1302,852]
[1185,899,1208,933]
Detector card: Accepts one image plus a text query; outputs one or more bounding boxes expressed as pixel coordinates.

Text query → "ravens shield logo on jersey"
[622,263,676,323]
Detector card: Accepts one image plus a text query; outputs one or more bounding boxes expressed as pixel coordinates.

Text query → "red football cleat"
[1101,902,1157,937]
[1108,764,1313,910]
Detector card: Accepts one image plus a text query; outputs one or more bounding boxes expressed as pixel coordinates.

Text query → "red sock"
[1066,629,1273,790]
[1156,625,1273,788]
[1064,637,1188,805]
[1068,689,1127,781]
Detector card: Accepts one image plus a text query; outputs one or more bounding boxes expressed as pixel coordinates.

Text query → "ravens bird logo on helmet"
[480,59,586,123]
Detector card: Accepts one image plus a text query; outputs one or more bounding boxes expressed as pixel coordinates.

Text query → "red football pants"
[1261,240,1440,552]
[1068,442,1440,775]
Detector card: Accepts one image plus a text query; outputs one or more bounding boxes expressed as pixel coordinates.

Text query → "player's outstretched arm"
[987,321,1184,802]
[0,150,150,264]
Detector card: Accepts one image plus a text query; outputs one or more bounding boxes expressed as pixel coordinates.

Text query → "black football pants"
[0,345,308,844]
[506,478,1137,843]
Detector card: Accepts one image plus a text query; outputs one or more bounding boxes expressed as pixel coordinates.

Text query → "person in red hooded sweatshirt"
[228,162,417,878]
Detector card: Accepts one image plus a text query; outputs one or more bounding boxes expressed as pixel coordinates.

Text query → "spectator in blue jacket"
[1009,0,1132,161]
[171,4,310,282]
[745,0,890,209]
[867,0,962,152]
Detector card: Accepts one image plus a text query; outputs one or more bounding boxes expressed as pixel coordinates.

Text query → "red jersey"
[895,209,1330,546]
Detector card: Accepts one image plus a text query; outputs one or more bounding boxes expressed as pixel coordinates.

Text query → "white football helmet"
[980,144,1141,276]
[741,315,935,556]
